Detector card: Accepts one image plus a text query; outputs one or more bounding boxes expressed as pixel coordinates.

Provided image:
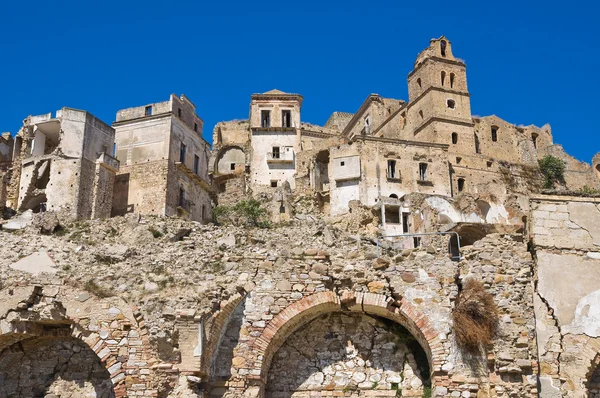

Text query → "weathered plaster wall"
[250,131,297,189]
[531,195,600,397]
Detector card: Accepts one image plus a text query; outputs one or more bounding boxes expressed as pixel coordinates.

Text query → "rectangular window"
[387,160,397,179]
[194,123,198,132]
[384,206,400,224]
[282,110,292,127]
[271,180,278,188]
[261,110,271,128]
[177,108,182,118]
[201,204,206,220]
[180,143,187,163]
[413,237,422,248]
[402,212,410,233]
[419,163,428,181]
[230,163,236,171]
[178,187,185,207]
[272,146,280,159]
[194,154,199,174]
[145,106,153,116]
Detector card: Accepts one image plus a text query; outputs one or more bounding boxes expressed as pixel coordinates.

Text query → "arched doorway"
[0,335,115,397]
[265,312,430,397]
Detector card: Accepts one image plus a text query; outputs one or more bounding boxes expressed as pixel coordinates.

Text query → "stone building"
[0,133,13,215]
[7,108,119,220]
[112,94,213,222]
[213,36,600,238]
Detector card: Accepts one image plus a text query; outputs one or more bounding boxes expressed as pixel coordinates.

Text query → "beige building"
[213,36,600,237]
[7,108,118,220]
[112,94,212,222]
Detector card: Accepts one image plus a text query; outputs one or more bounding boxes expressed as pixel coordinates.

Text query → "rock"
[10,251,57,275]
[33,211,61,234]
[312,263,328,275]
[401,272,416,283]
[372,257,390,270]
[3,210,34,230]
[170,228,192,242]
[77,292,91,302]
[217,233,236,248]
[144,282,159,292]
[367,281,386,293]
[304,248,318,256]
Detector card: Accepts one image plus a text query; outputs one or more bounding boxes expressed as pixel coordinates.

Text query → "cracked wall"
[530,195,600,397]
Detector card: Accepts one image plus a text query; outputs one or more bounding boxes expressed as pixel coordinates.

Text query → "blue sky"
[1,0,598,162]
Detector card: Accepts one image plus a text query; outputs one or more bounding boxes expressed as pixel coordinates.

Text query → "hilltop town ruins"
[0,36,600,398]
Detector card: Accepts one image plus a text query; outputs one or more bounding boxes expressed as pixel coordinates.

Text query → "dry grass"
[453,279,498,352]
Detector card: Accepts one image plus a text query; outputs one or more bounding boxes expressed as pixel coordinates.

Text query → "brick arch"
[0,286,155,398]
[249,291,446,391]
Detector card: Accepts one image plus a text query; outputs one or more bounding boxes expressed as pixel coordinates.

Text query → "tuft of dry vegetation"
[453,279,498,352]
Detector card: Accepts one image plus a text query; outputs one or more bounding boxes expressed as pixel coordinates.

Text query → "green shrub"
[538,155,566,189]
[214,199,270,228]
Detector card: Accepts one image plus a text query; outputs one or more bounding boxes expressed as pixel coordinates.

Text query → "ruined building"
[213,36,600,240]
[6,108,119,219]
[112,94,213,222]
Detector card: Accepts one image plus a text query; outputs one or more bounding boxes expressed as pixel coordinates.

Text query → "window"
[456,157,462,164]
[417,78,422,88]
[271,180,278,188]
[441,71,446,86]
[419,163,428,181]
[364,116,371,134]
[491,126,498,142]
[282,110,292,127]
[413,237,422,248]
[474,133,481,154]
[194,123,198,132]
[402,212,410,233]
[113,143,117,156]
[487,161,493,168]
[261,110,271,128]
[389,194,398,199]
[177,108,182,118]
[178,187,185,207]
[201,204,206,220]
[387,160,397,179]
[194,154,199,174]
[440,40,447,57]
[180,143,187,163]
[532,133,538,149]
[385,206,400,224]
[458,178,465,192]
[447,99,456,109]
[452,132,458,144]
[145,106,153,116]
[419,110,424,119]
[230,163,236,171]
[450,73,455,88]
[272,146,280,159]
[340,161,345,166]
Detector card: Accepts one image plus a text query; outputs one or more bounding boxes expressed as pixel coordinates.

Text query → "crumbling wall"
[91,161,117,219]
[530,195,600,397]
[113,161,169,216]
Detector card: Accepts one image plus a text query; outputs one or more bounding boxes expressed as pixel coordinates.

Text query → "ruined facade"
[7,108,119,220]
[112,94,213,223]
[213,36,600,237]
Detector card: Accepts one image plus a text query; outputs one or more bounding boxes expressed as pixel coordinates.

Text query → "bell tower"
[405,36,474,144]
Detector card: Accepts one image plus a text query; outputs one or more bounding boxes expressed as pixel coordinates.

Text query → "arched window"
[450,73,455,88]
[440,40,447,57]
[441,71,446,86]
[457,178,465,192]
[389,194,398,199]
[596,164,600,173]
[417,78,422,88]
[491,126,498,142]
[452,132,458,144]
[447,99,456,109]
[474,133,481,154]
[419,110,424,119]
[532,133,538,149]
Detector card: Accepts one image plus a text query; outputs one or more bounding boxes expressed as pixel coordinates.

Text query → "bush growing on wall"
[538,155,566,189]
[214,199,270,228]
[453,279,498,353]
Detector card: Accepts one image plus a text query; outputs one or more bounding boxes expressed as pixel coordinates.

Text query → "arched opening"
[216,146,245,175]
[595,164,600,174]
[491,126,498,142]
[315,150,330,193]
[389,193,398,199]
[457,178,465,192]
[452,132,458,144]
[417,78,422,89]
[454,224,488,247]
[474,133,481,154]
[450,73,455,88]
[419,110,424,120]
[447,99,456,109]
[0,335,115,397]
[265,312,431,397]
[588,363,600,397]
[531,133,538,149]
[441,71,446,86]
[440,40,447,57]
[476,199,491,221]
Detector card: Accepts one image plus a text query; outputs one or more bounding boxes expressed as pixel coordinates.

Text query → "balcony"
[97,152,120,171]
[386,172,402,182]
[266,151,294,164]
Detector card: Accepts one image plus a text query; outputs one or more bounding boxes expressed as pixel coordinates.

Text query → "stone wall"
[113,161,169,216]
[530,194,600,397]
